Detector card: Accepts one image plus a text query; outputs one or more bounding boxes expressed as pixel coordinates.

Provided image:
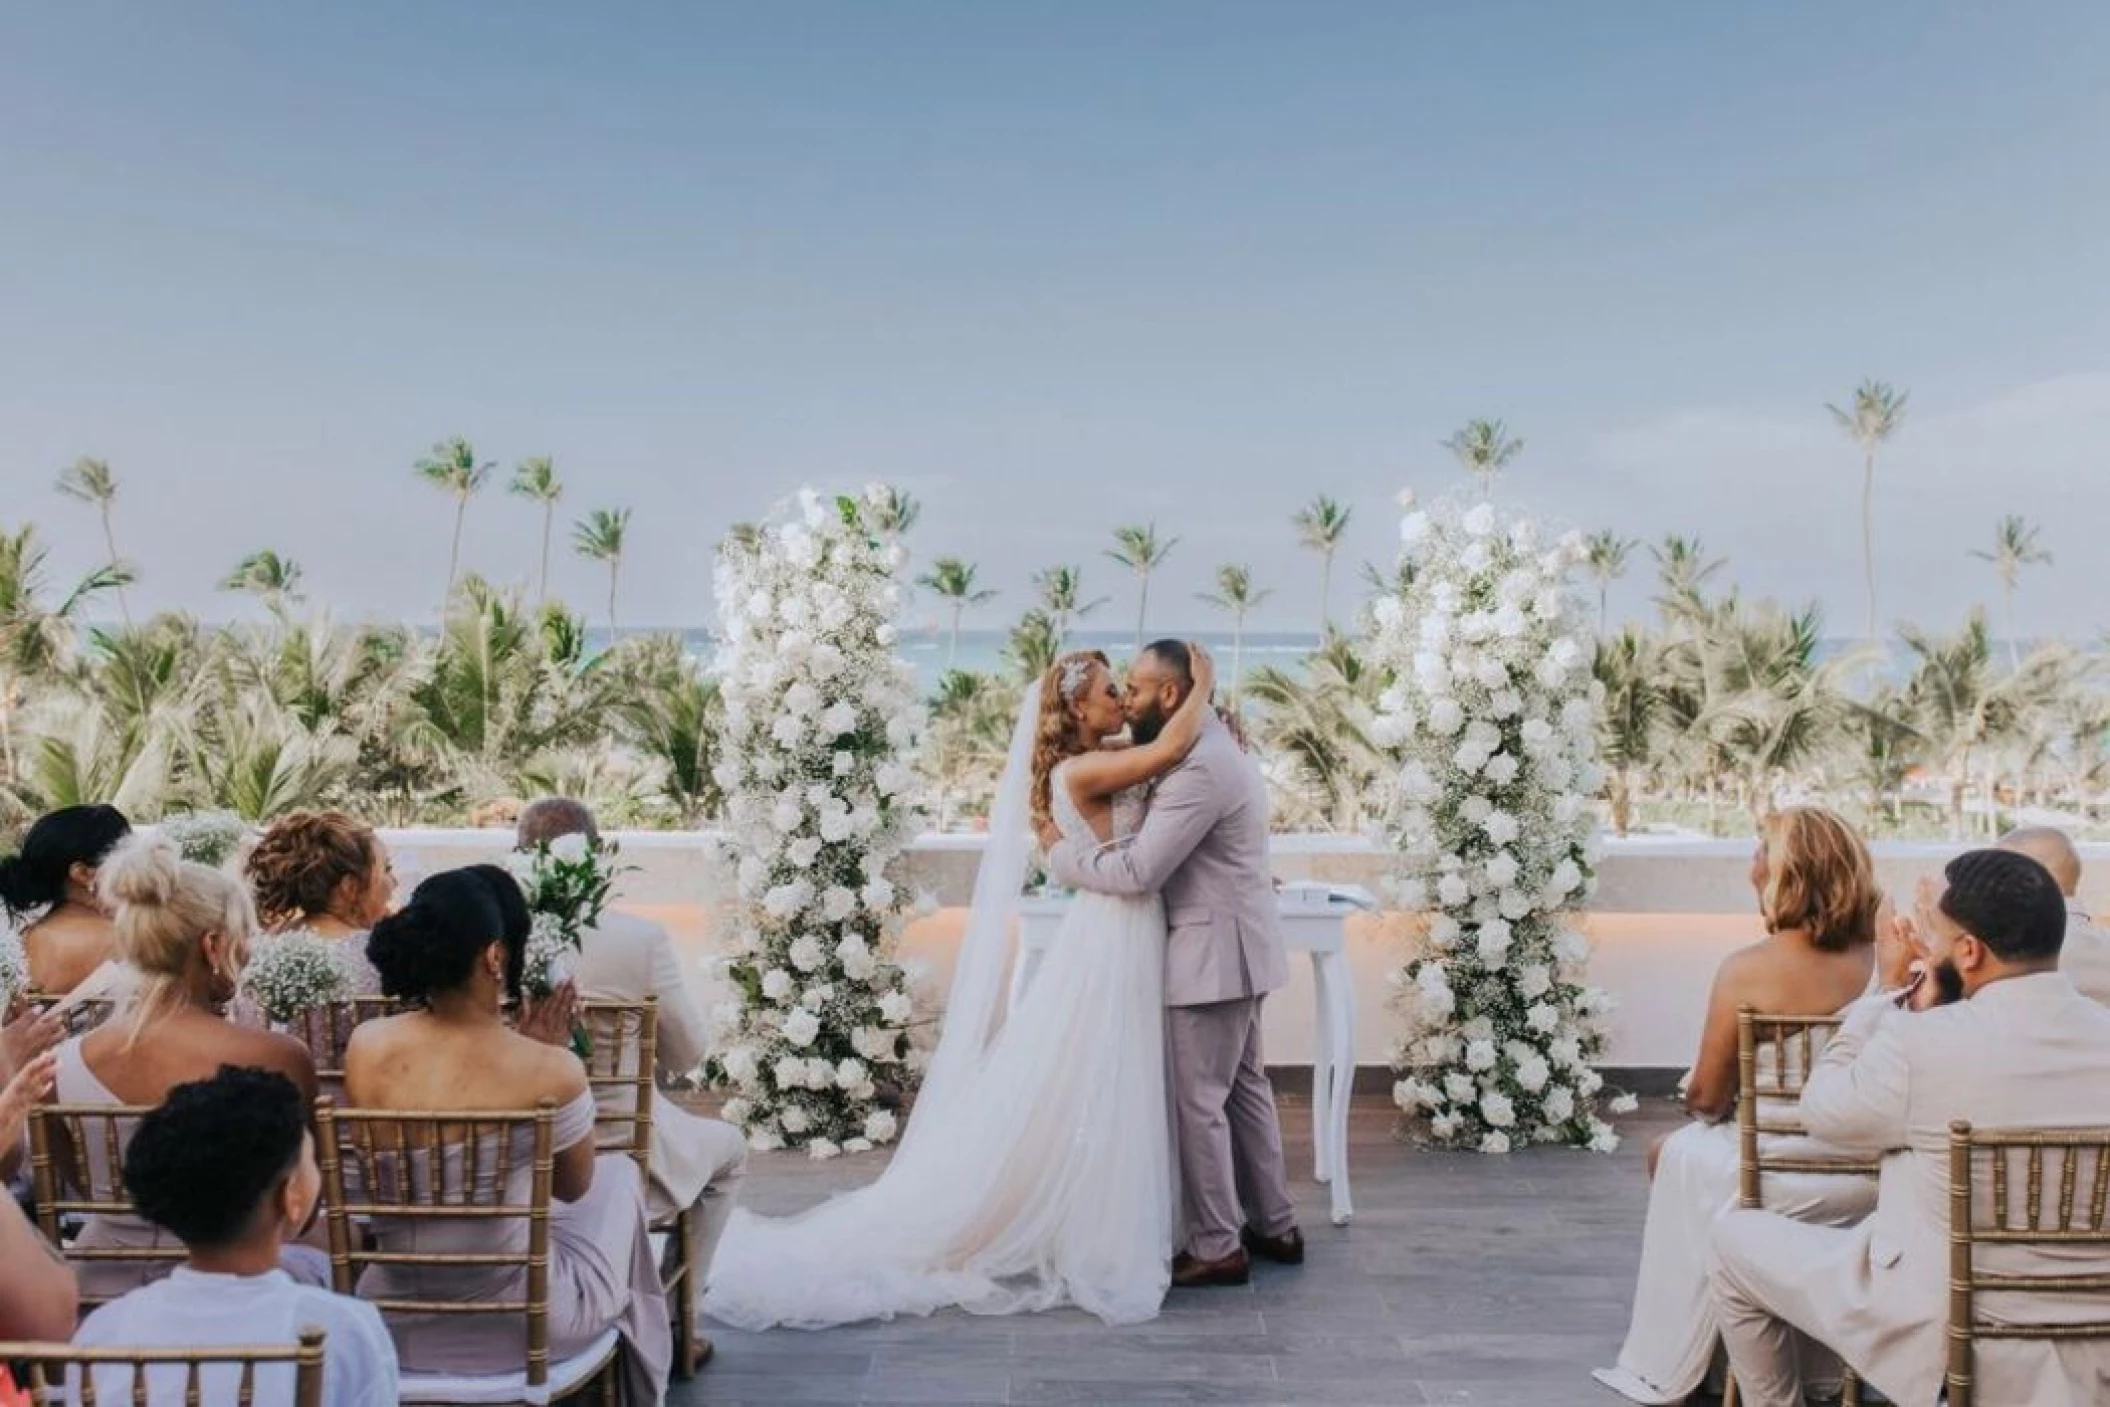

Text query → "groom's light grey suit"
[1050,710,1298,1263]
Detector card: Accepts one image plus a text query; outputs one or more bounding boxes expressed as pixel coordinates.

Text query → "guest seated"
[54,833,320,1300]
[0,1051,77,1339]
[1,804,131,996]
[1709,849,2110,1407]
[1998,825,2110,1005]
[73,1065,398,1406]
[516,796,746,1371]
[1595,805,1881,1403]
[244,809,398,994]
[344,867,671,1403]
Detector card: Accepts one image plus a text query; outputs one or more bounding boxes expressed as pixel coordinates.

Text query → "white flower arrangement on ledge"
[241,928,353,1025]
[0,927,26,1008]
[1366,493,1633,1153]
[706,486,926,1159]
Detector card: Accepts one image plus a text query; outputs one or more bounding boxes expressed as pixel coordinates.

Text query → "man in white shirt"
[1708,849,2110,1407]
[1998,824,2110,1006]
[517,798,747,1370]
[72,1065,398,1407]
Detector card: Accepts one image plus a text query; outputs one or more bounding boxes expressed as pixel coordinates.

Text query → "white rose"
[861,878,896,913]
[822,702,859,736]
[819,811,855,843]
[807,1139,842,1162]
[1517,964,1553,999]
[1498,887,1534,920]
[1588,1125,1621,1154]
[781,1009,822,1048]
[835,1058,868,1090]
[1425,697,1465,736]
[784,682,820,717]
[1482,753,1520,786]
[1480,1131,1512,1155]
[720,1097,752,1126]
[1443,1073,1477,1103]
[853,1026,897,1062]
[1479,1091,1516,1128]
[1463,503,1496,537]
[780,1106,811,1135]
[771,1056,806,1090]
[1483,851,1520,887]
[1543,1086,1575,1122]
[821,887,858,921]
[878,990,914,1025]
[1610,1092,1640,1115]
[787,837,823,869]
[1465,1039,1497,1072]
[1426,914,1462,948]
[748,1128,784,1153]
[1436,874,1471,909]
[1475,921,1512,966]
[864,1110,899,1144]
[761,968,796,1002]
[721,1047,760,1087]
[787,936,826,973]
[1514,1055,1550,1092]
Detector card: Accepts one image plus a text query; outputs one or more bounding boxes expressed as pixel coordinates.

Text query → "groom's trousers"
[1168,995,1298,1262]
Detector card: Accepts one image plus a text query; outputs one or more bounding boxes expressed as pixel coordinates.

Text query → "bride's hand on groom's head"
[1188,641,1216,700]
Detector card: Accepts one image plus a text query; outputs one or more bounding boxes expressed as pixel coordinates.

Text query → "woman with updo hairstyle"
[0,804,131,995]
[243,809,395,995]
[344,866,671,1399]
[1595,805,1885,1403]
[50,832,321,1299]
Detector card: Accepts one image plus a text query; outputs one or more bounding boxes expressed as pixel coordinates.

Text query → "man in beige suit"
[1709,849,2110,1407]
[1999,825,2110,1006]
[1046,641,1302,1288]
[517,799,747,1369]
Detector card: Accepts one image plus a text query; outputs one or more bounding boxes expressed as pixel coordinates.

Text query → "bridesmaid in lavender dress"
[245,809,398,996]
[50,833,323,1300]
[345,867,672,1402]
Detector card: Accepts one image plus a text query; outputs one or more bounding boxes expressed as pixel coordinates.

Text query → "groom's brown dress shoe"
[1171,1248,1251,1288]
[1242,1225,1306,1266]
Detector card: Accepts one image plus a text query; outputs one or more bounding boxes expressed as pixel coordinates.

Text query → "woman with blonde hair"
[1595,805,1884,1402]
[50,833,320,1299]
[244,809,396,994]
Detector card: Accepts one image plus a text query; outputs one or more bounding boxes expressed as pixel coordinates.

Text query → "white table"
[1012,883,1372,1226]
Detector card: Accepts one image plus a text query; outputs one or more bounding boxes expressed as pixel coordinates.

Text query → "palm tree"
[1032,565,1107,653]
[1594,628,1667,836]
[509,457,564,606]
[1002,609,1061,682]
[1197,564,1272,704]
[1246,637,1385,831]
[916,558,997,670]
[55,457,133,625]
[1826,379,1909,641]
[1583,531,1638,636]
[1106,523,1179,648]
[571,509,631,637]
[1442,420,1524,497]
[219,551,305,611]
[1967,514,2053,669]
[0,527,133,783]
[415,436,495,613]
[1898,609,2068,840]
[1292,495,1353,632]
[1650,534,1726,612]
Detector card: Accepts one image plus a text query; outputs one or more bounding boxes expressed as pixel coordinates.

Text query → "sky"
[3,2,2108,639]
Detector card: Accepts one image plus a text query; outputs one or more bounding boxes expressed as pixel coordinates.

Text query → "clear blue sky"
[4,2,2107,636]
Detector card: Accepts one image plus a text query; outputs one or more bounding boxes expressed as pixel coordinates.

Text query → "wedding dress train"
[705,700,1176,1330]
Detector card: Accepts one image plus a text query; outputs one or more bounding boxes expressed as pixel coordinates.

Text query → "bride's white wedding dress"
[704,731,1177,1330]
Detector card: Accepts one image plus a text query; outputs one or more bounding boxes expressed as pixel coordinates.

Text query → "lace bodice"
[1050,761,1147,844]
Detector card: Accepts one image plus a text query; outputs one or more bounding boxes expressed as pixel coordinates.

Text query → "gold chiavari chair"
[283,996,399,1086]
[574,997,699,1381]
[27,1100,183,1309]
[0,1329,327,1407]
[1723,1009,1883,1407]
[1946,1121,2110,1407]
[314,1096,621,1406]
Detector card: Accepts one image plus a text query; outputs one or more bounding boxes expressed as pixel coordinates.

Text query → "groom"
[1043,640,1303,1287]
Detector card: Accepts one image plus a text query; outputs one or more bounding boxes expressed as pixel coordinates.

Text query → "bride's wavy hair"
[1030,650,1111,831]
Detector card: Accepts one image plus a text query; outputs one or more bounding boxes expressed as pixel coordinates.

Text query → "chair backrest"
[27,1100,183,1307]
[1735,1007,1879,1208]
[0,1331,326,1407]
[314,1096,557,1391]
[281,997,399,1084]
[575,997,657,1173]
[1945,1120,2110,1407]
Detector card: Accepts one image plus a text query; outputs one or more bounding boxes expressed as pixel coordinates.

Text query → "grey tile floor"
[674,1094,1682,1407]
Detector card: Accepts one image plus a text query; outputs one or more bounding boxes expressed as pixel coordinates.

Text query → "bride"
[704,645,1220,1330]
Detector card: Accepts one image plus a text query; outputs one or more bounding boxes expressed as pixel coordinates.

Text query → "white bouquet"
[0,927,26,1008]
[522,912,574,998]
[241,928,352,1024]
[157,811,252,869]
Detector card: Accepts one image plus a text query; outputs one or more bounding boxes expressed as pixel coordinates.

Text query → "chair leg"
[667,1207,696,1380]
[1721,1370,1739,1407]
[1840,1367,1861,1407]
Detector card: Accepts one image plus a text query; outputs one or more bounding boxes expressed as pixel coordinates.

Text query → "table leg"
[1309,953,1333,1184]
[1324,951,1355,1226]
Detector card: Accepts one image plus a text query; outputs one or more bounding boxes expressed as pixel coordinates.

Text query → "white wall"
[383,830,2110,1071]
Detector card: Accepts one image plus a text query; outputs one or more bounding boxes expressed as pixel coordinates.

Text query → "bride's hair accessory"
[1057,655,1094,704]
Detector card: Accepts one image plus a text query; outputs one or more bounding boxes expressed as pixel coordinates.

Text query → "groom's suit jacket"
[1049,710,1288,1007]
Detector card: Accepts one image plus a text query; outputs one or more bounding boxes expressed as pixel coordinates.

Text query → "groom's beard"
[1129,701,1167,746]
